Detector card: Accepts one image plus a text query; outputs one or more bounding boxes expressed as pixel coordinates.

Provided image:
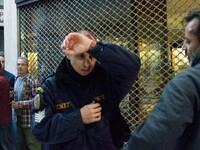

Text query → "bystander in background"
[0,62,16,150]
[0,51,16,149]
[12,56,41,150]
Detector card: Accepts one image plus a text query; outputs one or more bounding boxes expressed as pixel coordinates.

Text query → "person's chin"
[80,70,91,76]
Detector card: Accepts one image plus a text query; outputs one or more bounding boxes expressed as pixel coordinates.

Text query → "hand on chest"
[55,86,107,112]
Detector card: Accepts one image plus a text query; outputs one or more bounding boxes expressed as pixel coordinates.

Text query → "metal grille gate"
[18,0,200,133]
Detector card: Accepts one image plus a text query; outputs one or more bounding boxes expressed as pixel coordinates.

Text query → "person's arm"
[61,32,141,101]
[16,77,39,108]
[32,78,85,144]
[88,42,140,101]
[124,74,195,150]
[16,100,33,108]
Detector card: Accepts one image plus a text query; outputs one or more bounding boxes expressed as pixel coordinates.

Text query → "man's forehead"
[0,56,4,61]
[186,18,199,33]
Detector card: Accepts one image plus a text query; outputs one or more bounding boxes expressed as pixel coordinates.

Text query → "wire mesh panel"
[18,0,200,132]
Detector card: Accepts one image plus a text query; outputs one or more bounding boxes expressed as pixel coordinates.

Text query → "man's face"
[17,58,28,77]
[0,56,5,69]
[182,18,200,64]
[69,53,96,76]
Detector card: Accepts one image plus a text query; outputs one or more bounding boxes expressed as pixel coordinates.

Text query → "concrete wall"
[0,0,3,6]
[0,27,4,51]
[4,0,18,76]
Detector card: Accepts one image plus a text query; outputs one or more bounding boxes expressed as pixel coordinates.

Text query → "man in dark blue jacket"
[124,9,200,150]
[32,31,141,150]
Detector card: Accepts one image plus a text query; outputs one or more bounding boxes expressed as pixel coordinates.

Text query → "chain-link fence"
[18,0,200,131]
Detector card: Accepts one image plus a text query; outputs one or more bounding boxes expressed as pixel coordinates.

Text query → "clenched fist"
[80,103,102,124]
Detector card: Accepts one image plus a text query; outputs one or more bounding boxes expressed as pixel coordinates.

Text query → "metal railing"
[18,0,200,131]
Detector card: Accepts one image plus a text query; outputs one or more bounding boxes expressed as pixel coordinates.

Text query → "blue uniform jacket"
[32,42,141,150]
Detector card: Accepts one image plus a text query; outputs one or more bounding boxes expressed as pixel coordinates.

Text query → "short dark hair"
[0,51,4,57]
[184,9,200,40]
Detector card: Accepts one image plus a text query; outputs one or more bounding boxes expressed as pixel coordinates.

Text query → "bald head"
[184,9,200,41]
[186,18,199,36]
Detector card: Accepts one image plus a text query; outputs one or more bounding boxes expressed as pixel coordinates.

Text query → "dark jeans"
[0,122,16,150]
[12,108,18,149]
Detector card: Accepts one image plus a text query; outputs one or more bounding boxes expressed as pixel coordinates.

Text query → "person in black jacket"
[124,9,200,150]
[32,30,141,150]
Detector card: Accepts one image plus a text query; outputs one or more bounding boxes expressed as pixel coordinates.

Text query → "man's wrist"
[89,40,97,50]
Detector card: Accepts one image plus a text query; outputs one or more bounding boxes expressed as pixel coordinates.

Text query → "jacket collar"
[55,57,97,84]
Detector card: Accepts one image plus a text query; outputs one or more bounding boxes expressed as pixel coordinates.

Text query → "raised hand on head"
[61,32,93,55]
